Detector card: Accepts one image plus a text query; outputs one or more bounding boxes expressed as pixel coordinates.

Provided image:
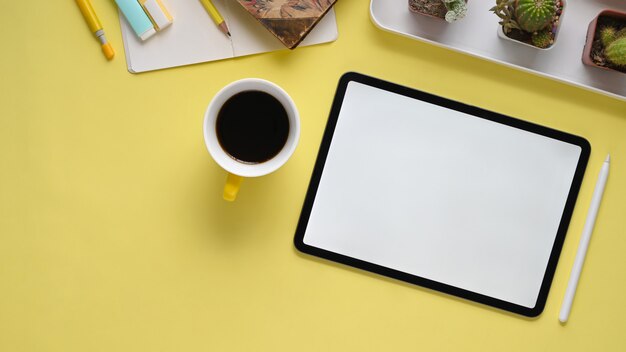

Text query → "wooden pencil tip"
[218,22,230,37]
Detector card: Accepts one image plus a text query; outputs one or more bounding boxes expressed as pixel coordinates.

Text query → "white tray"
[370,0,626,101]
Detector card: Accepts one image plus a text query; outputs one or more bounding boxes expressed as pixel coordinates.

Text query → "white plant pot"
[496,0,566,51]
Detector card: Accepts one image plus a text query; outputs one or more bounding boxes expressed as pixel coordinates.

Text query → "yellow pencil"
[75,0,115,60]
[198,0,231,37]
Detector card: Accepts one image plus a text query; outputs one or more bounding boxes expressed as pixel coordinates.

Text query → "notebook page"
[120,0,338,73]
[121,0,234,73]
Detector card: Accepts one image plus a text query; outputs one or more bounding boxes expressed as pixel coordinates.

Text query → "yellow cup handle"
[223,173,243,201]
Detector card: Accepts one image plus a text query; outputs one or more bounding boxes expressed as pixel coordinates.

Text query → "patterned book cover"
[235,0,338,49]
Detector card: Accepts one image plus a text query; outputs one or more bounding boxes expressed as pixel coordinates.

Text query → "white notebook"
[120,0,338,73]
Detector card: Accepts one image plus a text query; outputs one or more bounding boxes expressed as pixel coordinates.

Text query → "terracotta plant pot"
[582,10,626,73]
[495,0,565,50]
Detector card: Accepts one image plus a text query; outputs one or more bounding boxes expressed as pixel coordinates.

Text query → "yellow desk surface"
[1,1,625,351]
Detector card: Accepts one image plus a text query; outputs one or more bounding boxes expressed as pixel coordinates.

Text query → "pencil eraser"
[140,0,173,31]
[140,27,157,41]
[115,0,156,41]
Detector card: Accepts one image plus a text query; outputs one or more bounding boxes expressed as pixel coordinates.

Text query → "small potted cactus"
[582,10,626,74]
[409,0,468,23]
[490,0,564,49]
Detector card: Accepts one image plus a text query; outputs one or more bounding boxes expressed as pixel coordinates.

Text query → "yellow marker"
[198,0,231,37]
[75,0,115,60]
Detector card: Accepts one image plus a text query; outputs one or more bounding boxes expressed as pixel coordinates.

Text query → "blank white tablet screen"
[303,82,582,308]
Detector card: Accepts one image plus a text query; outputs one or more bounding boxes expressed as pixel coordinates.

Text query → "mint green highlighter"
[115,0,156,41]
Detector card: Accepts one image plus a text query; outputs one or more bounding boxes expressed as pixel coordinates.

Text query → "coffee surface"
[216,90,290,164]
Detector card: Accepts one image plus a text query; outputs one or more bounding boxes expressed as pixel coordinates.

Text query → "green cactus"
[531,28,552,48]
[515,0,556,33]
[442,0,467,23]
[605,37,626,67]
[490,0,521,34]
[600,27,618,47]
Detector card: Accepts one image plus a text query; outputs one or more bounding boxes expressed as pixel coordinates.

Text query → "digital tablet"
[294,72,590,317]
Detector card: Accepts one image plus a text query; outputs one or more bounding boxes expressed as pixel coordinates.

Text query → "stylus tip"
[605,154,610,163]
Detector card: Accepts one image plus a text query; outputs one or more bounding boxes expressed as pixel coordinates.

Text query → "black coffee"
[216,90,290,164]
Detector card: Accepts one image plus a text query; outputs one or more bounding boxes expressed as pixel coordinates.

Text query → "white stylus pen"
[559,154,610,323]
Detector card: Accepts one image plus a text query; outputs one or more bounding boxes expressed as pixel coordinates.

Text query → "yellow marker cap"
[101,43,115,60]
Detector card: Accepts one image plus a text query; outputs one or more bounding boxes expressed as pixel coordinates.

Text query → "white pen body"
[559,155,610,323]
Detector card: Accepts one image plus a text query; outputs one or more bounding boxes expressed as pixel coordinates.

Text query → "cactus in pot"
[599,26,626,66]
[409,0,468,23]
[490,0,563,49]
[582,11,626,74]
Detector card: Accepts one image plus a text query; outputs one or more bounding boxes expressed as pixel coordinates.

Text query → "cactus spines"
[531,28,553,48]
[599,24,626,67]
[605,37,626,67]
[515,0,556,33]
[600,26,618,47]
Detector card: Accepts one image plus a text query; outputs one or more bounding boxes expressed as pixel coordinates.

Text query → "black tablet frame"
[294,72,591,317]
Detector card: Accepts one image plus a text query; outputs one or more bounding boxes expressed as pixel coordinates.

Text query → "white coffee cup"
[203,78,300,201]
